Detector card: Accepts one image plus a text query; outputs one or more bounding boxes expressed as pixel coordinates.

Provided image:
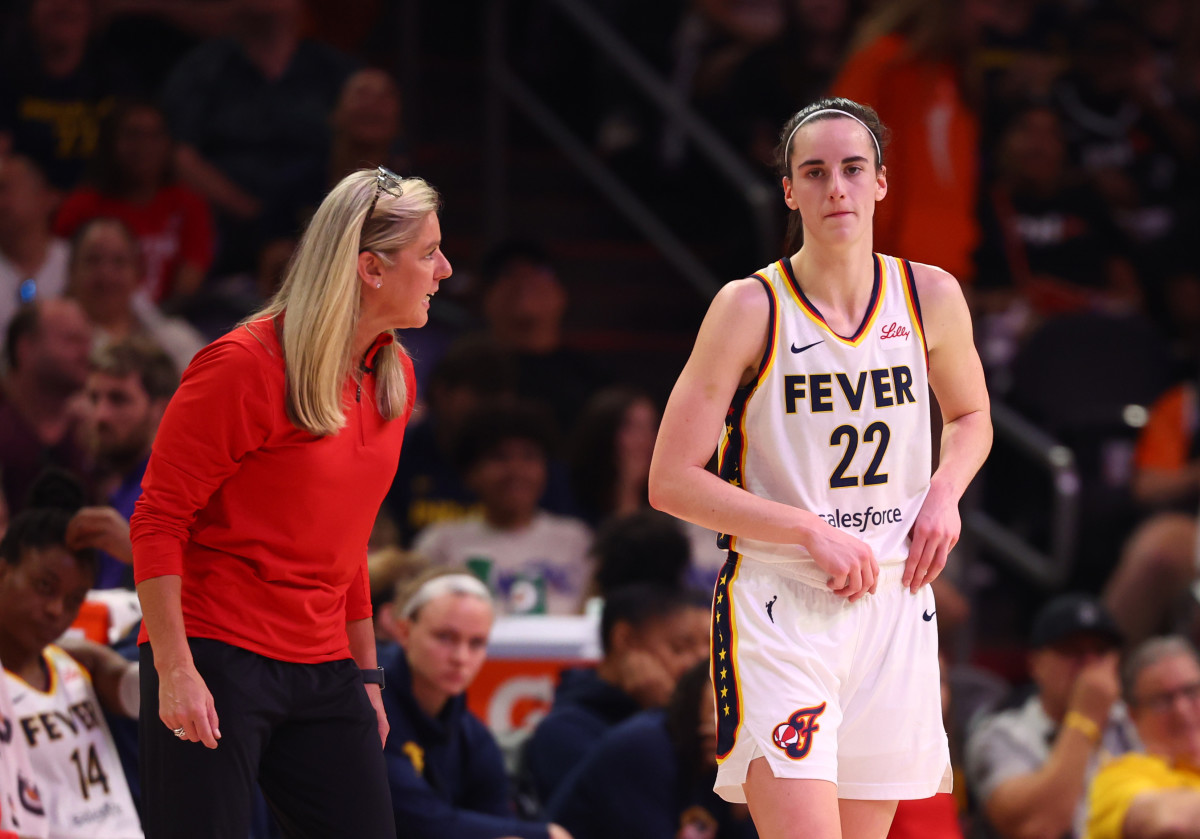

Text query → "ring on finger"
[173,727,186,738]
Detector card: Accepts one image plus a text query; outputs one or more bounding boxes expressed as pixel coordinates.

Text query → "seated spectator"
[379,569,572,839]
[328,68,409,187]
[66,338,178,590]
[0,0,139,190]
[160,0,357,277]
[385,334,517,546]
[1085,635,1200,839]
[53,100,215,306]
[480,240,608,432]
[522,583,710,806]
[546,659,756,839]
[67,216,205,373]
[589,508,693,597]
[0,154,70,338]
[367,546,429,643]
[966,594,1140,839]
[0,298,91,514]
[570,390,731,583]
[0,471,142,837]
[569,386,658,527]
[414,401,592,615]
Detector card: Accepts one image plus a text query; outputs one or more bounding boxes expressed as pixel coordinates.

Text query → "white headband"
[784,108,881,166]
[400,573,492,620]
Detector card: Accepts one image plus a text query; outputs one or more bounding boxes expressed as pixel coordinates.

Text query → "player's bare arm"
[649,278,878,599]
[904,263,993,593]
[58,636,140,718]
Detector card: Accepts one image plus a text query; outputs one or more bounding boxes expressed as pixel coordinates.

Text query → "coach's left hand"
[366,684,389,747]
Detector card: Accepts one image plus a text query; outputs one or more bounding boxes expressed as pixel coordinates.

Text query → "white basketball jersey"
[718,254,931,583]
[4,647,142,839]
[0,653,48,839]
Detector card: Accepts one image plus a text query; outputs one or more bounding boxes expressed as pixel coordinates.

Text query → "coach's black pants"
[139,639,395,838]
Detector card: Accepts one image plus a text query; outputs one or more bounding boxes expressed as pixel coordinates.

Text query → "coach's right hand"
[804,521,878,601]
[159,661,221,749]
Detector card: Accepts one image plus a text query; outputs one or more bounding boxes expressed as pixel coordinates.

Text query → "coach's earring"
[375,282,382,288]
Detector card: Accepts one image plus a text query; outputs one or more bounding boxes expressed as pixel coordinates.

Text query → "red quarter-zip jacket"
[132,319,415,662]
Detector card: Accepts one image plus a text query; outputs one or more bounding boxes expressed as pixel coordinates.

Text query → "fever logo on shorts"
[18,773,44,815]
[771,702,827,760]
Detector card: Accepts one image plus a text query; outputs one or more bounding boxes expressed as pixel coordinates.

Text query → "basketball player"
[0,490,142,838]
[648,97,992,839]
[0,649,48,839]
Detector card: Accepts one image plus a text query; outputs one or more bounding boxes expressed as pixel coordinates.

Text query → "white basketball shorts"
[711,553,951,802]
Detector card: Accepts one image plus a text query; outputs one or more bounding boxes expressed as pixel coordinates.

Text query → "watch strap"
[361,666,385,688]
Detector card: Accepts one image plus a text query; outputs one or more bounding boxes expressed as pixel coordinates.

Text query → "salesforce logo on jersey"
[818,505,902,533]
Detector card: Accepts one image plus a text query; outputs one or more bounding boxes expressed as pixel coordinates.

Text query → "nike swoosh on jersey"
[791,340,824,353]
[922,610,936,621]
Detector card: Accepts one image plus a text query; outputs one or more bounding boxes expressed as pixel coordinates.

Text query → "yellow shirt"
[1086,753,1200,839]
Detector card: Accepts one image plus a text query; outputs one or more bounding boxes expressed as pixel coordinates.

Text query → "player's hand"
[1068,651,1120,727]
[158,660,221,749]
[905,486,960,594]
[67,506,133,564]
[366,683,389,747]
[805,522,877,601]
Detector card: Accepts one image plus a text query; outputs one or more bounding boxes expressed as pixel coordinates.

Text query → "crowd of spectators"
[2,0,1200,837]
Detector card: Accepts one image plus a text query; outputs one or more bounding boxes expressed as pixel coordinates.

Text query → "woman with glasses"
[1086,635,1200,839]
[131,167,451,838]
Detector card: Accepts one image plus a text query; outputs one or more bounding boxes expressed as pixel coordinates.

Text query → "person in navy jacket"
[380,569,573,839]
[522,584,709,806]
[547,660,757,839]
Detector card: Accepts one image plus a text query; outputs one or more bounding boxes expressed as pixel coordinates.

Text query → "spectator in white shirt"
[414,400,591,615]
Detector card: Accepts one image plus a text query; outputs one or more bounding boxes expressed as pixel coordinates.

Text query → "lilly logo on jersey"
[772,703,827,760]
[880,322,910,341]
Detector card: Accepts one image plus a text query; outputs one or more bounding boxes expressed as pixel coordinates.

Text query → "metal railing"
[964,401,1081,590]
[483,0,778,298]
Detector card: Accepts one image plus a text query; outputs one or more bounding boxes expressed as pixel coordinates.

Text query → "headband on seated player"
[784,109,882,167]
[399,572,493,620]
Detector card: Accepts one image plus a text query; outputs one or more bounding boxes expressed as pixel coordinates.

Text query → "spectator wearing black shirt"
[0,0,139,190]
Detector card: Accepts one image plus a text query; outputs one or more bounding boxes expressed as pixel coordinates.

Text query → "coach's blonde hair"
[248,169,441,436]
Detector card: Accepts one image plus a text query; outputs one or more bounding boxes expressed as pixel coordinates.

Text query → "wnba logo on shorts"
[771,703,827,760]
